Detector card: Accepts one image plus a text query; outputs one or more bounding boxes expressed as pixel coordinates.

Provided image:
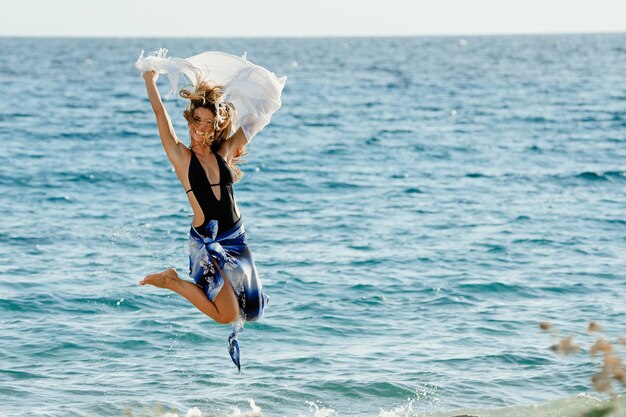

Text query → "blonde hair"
[180,81,245,181]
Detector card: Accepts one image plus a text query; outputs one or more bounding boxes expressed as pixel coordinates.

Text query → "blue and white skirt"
[188,217,268,370]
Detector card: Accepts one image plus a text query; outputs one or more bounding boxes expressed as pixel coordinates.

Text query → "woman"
[136,50,285,370]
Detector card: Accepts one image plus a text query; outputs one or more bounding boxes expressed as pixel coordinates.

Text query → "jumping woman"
[135,50,286,370]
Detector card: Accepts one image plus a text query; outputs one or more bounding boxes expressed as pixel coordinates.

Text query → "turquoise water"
[1,34,626,417]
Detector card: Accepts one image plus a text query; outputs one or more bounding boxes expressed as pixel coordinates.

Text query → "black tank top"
[187,151,240,236]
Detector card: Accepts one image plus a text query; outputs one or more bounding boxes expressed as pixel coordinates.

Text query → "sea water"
[0,34,625,417]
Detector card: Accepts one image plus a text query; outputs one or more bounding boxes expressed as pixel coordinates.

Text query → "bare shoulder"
[171,141,192,169]
[216,146,230,163]
[176,141,192,158]
[218,127,247,164]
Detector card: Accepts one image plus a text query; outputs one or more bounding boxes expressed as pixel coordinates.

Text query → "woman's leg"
[140,264,240,324]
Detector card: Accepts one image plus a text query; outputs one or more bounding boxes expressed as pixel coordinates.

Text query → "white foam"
[377,400,414,417]
[302,402,335,417]
[233,399,263,417]
[144,395,626,417]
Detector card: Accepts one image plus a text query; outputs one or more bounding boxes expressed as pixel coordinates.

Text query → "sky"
[1,0,624,37]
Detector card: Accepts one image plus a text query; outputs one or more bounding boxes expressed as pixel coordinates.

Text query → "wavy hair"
[180,81,244,181]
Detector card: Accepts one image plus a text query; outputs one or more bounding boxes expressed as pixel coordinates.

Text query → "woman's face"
[189,107,215,144]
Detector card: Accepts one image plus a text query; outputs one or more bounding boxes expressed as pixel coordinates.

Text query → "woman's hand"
[143,70,158,82]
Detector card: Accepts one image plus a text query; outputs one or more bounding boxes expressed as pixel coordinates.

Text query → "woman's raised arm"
[143,71,186,168]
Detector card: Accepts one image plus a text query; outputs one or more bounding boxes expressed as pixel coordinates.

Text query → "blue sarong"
[189,217,268,371]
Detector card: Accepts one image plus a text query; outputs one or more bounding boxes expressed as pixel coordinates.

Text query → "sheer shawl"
[135,49,286,142]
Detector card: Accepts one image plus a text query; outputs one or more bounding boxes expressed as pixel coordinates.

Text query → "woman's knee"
[213,269,240,324]
[211,282,239,323]
[215,308,239,324]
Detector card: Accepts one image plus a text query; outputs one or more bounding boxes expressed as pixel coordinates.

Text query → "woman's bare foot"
[139,268,179,289]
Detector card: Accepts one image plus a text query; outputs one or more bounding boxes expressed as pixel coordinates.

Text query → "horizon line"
[0,30,624,40]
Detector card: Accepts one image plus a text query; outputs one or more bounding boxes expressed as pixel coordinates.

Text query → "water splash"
[302,402,335,417]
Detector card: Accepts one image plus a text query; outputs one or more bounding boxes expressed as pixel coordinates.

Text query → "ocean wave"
[455,282,535,297]
[574,171,626,181]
